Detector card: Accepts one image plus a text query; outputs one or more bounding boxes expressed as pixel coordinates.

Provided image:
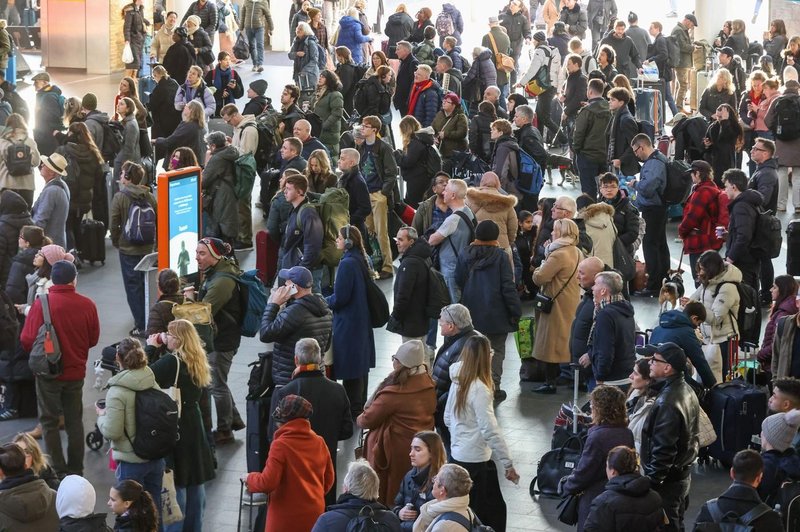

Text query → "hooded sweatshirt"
[650,310,717,387]
[110,183,157,256]
[0,470,59,531]
[588,299,636,383]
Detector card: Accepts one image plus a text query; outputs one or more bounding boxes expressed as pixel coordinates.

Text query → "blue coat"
[440,4,464,45]
[650,310,717,387]
[410,81,442,128]
[392,466,434,531]
[337,16,371,64]
[325,250,375,380]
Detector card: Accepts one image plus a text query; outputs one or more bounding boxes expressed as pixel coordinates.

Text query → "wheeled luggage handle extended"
[570,363,581,435]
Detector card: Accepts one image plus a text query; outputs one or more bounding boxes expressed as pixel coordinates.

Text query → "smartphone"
[288,283,298,296]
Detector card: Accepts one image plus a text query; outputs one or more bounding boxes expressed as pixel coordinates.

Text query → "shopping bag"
[514,316,535,359]
[161,469,184,525]
[122,43,134,64]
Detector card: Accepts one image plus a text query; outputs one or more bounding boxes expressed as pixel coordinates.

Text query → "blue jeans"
[116,459,165,530]
[664,78,679,115]
[246,28,265,66]
[498,84,510,111]
[575,153,604,198]
[165,484,207,532]
[119,252,146,330]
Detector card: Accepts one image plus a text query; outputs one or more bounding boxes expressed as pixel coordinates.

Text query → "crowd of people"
[1,1,800,532]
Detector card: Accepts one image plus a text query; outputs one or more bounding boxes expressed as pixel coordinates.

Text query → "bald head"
[577,257,604,289]
[480,172,500,189]
[293,119,312,141]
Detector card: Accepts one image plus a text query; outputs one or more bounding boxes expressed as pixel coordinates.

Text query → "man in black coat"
[748,138,779,304]
[637,342,700,532]
[600,21,642,80]
[388,227,431,342]
[268,338,353,506]
[567,257,605,386]
[337,149,372,247]
[722,169,762,294]
[695,450,783,532]
[513,104,549,208]
[647,22,678,115]
[393,41,419,116]
[499,0,531,77]
[606,87,641,178]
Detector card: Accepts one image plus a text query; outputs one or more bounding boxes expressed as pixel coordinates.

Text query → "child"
[515,210,536,298]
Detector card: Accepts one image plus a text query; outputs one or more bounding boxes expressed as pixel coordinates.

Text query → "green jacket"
[573,97,612,163]
[0,476,58,532]
[431,107,469,158]
[110,183,157,255]
[415,39,437,68]
[671,23,694,69]
[313,89,344,156]
[199,257,242,352]
[482,27,511,86]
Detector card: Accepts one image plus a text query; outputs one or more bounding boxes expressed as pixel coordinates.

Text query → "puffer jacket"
[384,11,414,58]
[398,127,437,206]
[187,27,214,68]
[198,257,242,352]
[439,4,464,44]
[431,106,468,158]
[98,366,160,463]
[465,187,517,250]
[392,466,434,531]
[603,192,639,254]
[181,0,218,34]
[583,473,665,532]
[5,246,37,304]
[260,294,333,386]
[0,190,31,287]
[314,89,343,156]
[461,49,496,104]
[499,10,530,44]
[678,180,728,254]
[239,0,273,30]
[33,84,64,156]
[689,263,742,343]
[559,3,588,39]
[640,374,700,483]
[110,183,157,256]
[414,39,437,68]
[202,145,239,239]
[58,142,100,212]
[650,310,717,388]
[289,34,320,90]
[725,188,763,266]
[760,448,800,505]
[389,239,432,337]
[337,16,371,63]
[579,202,615,268]
[574,97,611,163]
[432,326,478,412]
[588,299,636,382]
[468,110,494,163]
[757,295,797,367]
[354,75,392,118]
[0,128,40,191]
[0,471,59,531]
[455,243,521,335]
[175,80,217,119]
[410,80,442,128]
[489,134,521,198]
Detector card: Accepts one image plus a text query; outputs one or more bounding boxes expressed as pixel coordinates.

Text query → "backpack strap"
[739,502,773,525]
[705,499,724,523]
[434,511,472,530]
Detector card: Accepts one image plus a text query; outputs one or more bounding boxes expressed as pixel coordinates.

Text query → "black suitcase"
[787,220,800,275]
[705,380,767,467]
[79,218,106,265]
[245,394,271,473]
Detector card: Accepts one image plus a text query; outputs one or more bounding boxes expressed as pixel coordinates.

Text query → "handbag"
[697,407,717,447]
[514,316,535,359]
[533,259,579,314]
[354,428,368,459]
[530,435,584,498]
[233,31,250,61]
[557,492,581,525]
[161,469,184,525]
[487,32,515,73]
[122,43,134,64]
[28,294,63,380]
[612,236,636,281]
[167,355,182,418]
[360,262,390,328]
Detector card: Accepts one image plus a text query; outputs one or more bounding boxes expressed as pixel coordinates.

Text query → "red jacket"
[247,418,334,532]
[678,180,729,254]
[20,284,100,381]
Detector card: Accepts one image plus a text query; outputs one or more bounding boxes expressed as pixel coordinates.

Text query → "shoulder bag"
[487,32,515,73]
[28,294,63,379]
[533,252,579,314]
[358,259,390,328]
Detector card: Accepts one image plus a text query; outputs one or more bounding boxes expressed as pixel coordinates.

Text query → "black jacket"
[726,188,762,266]
[314,494,401,530]
[461,49,496,103]
[0,191,31,288]
[640,374,700,484]
[181,1,218,34]
[242,95,272,117]
[5,246,36,304]
[154,120,205,171]
[397,128,436,206]
[604,192,640,253]
[673,115,709,162]
[162,40,196,86]
[384,11,414,58]
[408,18,434,44]
[563,71,588,118]
[749,158,779,213]
[339,167,372,227]
[336,62,362,115]
[188,27,214,68]
[515,123,548,169]
[468,110,494,163]
[559,4,588,39]
[394,55,420,114]
[600,33,641,80]
[389,239,432,337]
[260,294,333,387]
[588,299,636,382]
[355,75,392,118]
[570,290,595,363]
[59,513,113,532]
[148,76,182,139]
[432,326,479,413]
[58,142,100,211]
[455,243,521,335]
[647,32,672,82]
[392,466,433,531]
[204,66,244,117]
[606,106,640,177]
[695,482,783,532]
[583,473,665,532]
[499,10,531,44]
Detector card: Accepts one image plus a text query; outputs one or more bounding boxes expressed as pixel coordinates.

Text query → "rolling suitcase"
[787,220,800,275]
[79,218,106,265]
[208,117,234,137]
[256,230,279,286]
[138,75,156,106]
[635,79,665,135]
[691,70,713,112]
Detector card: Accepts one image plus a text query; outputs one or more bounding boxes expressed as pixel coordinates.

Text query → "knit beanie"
[474,219,500,241]
[249,79,268,97]
[51,260,77,285]
[56,475,96,518]
[394,340,426,369]
[272,394,313,424]
[762,409,800,452]
[40,244,75,266]
[533,31,547,43]
[198,237,231,261]
[81,93,98,111]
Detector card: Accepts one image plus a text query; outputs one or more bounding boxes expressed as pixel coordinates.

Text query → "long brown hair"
[413,431,446,492]
[454,335,493,417]
[67,122,104,165]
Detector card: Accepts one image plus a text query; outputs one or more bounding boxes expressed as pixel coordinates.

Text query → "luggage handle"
[570,362,581,434]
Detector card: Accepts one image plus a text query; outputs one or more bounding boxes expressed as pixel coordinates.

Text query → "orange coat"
[246,418,335,532]
[357,372,436,505]
[543,0,560,36]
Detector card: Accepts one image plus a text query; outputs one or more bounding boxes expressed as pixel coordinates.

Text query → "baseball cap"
[636,342,687,372]
[278,266,313,289]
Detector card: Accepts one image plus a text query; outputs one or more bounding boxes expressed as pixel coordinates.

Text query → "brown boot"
[27,424,42,439]
[58,415,65,430]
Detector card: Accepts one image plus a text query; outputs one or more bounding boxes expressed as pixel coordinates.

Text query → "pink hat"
[40,244,75,266]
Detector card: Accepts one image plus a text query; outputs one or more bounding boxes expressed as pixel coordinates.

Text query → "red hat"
[443,92,461,106]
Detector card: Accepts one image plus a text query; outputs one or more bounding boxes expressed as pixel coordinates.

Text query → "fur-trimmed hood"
[581,202,615,220]
[465,186,518,213]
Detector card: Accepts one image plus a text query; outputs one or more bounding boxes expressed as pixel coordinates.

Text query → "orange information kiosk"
[156,166,203,278]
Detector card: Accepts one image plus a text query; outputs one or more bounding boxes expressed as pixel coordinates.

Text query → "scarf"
[407,79,433,116]
[544,236,576,258]
[472,239,499,247]
[587,293,626,346]
[211,66,232,92]
[292,363,322,378]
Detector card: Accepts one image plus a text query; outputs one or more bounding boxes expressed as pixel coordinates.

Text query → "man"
[202,131,239,244]
[279,173,324,291]
[513,104,548,211]
[389,226,431,343]
[0,70,28,122]
[260,266,333,387]
[32,153,70,248]
[599,172,641,257]
[356,115,398,280]
[586,0,615,49]
[719,46,747,98]
[517,32,561,141]
[758,410,800,506]
[723,168,762,293]
[626,12,650,64]
[239,0,274,73]
[412,173,451,236]
[435,56,462,99]
[393,41,419,117]
[431,92,468,161]
[110,162,157,336]
[630,133,668,297]
[408,65,442,128]
[292,119,329,160]
[222,103,259,250]
[442,36,466,73]
[765,77,800,213]
[533,195,592,264]
[671,14,698,113]
[637,342,700,532]
[569,36,596,77]
[483,86,508,119]
[337,148,371,245]
[650,302,717,387]
[607,87,640,178]
[499,0,531,77]
[564,257,605,388]
[600,21,642,81]
[482,17,511,100]
[431,303,478,452]
[559,0,588,41]
[749,138,779,304]
[560,54,588,136]
[579,271,635,390]
[278,137,308,178]
[427,179,474,303]
[181,0,218,44]
[242,79,272,116]
[267,338,353,507]
[770,378,800,414]
[574,79,612,198]
[150,9,178,63]
[279,84,304,139]
[772,312,800,379]
[192,237,244,444]
[20,260,99,477]
[81,93,109,159]
[647,21,678,115]
[694,450,783,531]
[32,72,64,157]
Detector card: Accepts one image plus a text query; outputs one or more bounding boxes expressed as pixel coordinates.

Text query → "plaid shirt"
[678,180,729,254]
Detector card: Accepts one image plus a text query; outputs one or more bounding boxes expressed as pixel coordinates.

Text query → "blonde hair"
[612,74,635,101]
[553,218,579,243]
[712,68,735,95]
[11,433,48,476]
[399,115,421,151]
[454,335,493,417]
[184,100,206,128]
[167,319,212,388]
[731,19,746,34]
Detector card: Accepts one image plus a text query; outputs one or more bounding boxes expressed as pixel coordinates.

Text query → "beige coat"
[0,129,41,191]
[532,243,582,363]
[579,202,616,268]
[543,0,560,36]
[413,495,472,532]
[151,24,176,63]
[465,187,518,251]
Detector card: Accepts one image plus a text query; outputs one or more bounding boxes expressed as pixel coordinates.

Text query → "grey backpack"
[28,294,63,379]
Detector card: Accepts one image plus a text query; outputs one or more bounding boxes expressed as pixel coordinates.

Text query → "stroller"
[86,343,119,451]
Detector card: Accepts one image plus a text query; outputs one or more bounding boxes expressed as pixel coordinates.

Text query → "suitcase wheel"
[86,428,104,450]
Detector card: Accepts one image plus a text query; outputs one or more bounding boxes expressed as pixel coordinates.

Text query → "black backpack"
[771,95,800,141]
[101,120,125,163]
[661,158,692,205]
[779,478,800,531]
[752,208,782,259]
[126,388,180,460]
[245,111,282,172]
[5,137,32,177]
[713,280,761,344]
[694,499,773,532]
[425,144,442,180]
[342,505,397,532]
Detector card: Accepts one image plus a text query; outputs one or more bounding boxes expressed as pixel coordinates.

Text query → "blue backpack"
[122,191,156,245]
[515,148,544,196]
[219,270,268,337]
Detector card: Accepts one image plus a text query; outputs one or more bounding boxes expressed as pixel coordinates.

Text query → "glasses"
[750,147,767,152]
[441,306,455,324]
[650,357,669,365]
[553,206,568,212]
[600,184,619,189]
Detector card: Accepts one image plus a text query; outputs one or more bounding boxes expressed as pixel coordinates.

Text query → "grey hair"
[343,460,380,500]
[447,178,468,199]
[595,271,624,295]
[484,85,500,97]
[515,104,534,121]
[440,303,472,329]
[396,41,412,52]
[340,148,361,164]
[436,463,473,497]
[296,22,313,36]
[399,226,418,240]
[205,131,227,149]
[295,338,322,365]
[556,195,577,215]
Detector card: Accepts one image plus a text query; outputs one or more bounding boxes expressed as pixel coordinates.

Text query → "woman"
[145,268,184,337]
[148,65,182,141]
[335,46,361,115]
[56,122,103,254]
[392,431,446,530]
[684,250,741,380]
[678,160,728,283]
[739,71,767,163]
[626,358,657,456]
[431,92,468,160]
[782,36,800,72]
[583,446,666,532]
[763,20,788,72]
[408,7,433,44]
[201,132,239,244]
[108,479,158,532]
[358,339,436,505]
[506,93,528,122]
[11,432,59,489]
[5,225,44,304]
[308,8,328,66]
[146,319,215,531]
[169,148,200,171]
[0,190,30,287]
[464,176,518,254]
[384,4,414,58]
[353,0,372,61]
[59,97,83,134]
[746,77,780,176]
[113,97,141,182]
[113,77,147,127]
[17,244,70,318]
[174,65,217,120]
[703,103,743,188]
[290,0,311,35]
[444,335,519,531]
[216,0,239,61]
[612,74,637,116]
[122,0,150,78]
[0,113,41,207]
[154,100,206,171]
[97,338,165,514]
[0,442,58,529]
[598,46,619,84]
[162,28,196,86]
[397,115,436,207]
[468,101,496,164]
[757,275,798,371]
[356,66,394,136]
[336,8,372,64]
[562,386,635,532]
[365,51,396,94]
[726,19,749,60]
[313,70,344,159]
[698,69,738,121]
[185,15,214,72]
[714,20,732,49]
[412,463,475,531]
[203,51,243,117]
[305,149,337,193]
[462,48,495,116]
[289,22,320,92]
[531,218,582,393]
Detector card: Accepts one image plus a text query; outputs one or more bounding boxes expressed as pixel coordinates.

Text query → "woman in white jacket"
[444,335,519,532]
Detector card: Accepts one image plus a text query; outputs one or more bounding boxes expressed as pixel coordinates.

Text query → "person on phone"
[203,51,243,117]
